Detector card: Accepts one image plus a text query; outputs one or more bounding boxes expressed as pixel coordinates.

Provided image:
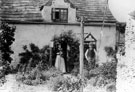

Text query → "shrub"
[47,75,65,91]
[47,74,87,92]
[16,66,45,85]
[42,67,62,80]
[52,30,80,72]
[0,22,16,64]
[99,62,117,80]
[16,66,62,86]
[104,46,117,63]
[89,61,117,87]
[104,47,116,57]
[18,43,50,73]
[0,22,16,74]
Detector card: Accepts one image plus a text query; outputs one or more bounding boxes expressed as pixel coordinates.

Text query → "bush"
[42,67,62,80]
[47,75,65,91]
[0,22,16,64]
[16,67,45,85]
[0,22,16,75]
[52,30,80,72]
[16,66,63,86]
[104,47,116,57]
[47,74,87,92]
[88,61,117,87]
[99,62,117,80]
[18,43,50,73]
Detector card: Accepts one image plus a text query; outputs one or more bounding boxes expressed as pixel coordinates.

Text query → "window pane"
[52,8,68,22]
[55,12,60,19]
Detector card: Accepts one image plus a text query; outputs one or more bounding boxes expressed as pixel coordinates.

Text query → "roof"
[0,0,116,23]
[44,0,76,8]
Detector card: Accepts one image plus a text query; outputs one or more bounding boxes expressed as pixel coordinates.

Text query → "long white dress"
[55,53,66,73]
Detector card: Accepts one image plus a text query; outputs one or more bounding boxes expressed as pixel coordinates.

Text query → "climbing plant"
[52,30,80,72]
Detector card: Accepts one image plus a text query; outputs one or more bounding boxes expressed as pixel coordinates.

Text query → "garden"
[0,22,116,92]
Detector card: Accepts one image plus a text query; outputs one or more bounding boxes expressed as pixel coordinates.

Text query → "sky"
[108,0,135,22]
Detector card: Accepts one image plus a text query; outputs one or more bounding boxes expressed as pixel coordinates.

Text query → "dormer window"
[52,8,68,22]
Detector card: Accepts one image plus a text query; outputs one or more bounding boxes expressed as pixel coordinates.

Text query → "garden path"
[0,74,51,92]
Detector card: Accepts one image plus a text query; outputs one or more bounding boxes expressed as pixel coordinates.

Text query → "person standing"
[85,44,97,70]
[55,44,66,73]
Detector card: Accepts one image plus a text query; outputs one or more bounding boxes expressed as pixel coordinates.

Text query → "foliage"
[42,67,63,80]
[16,43,51,85]
[71,65,90,79]
[18,43,50,72]
[0,22,16,65]
[16,67,62,86]
[52,30,80,72]
[104,46,116,57]
[89,61,117,87]
[16,68,44,85]
[98,62,117,80]
[47,74,87,92]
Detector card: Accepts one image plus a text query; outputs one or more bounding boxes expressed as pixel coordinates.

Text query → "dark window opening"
[55,12,60,19]
[52,8,68,22]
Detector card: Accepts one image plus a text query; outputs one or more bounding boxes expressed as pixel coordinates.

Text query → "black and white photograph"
[0,0,135,92]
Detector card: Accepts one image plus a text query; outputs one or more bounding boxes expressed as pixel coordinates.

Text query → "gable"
[0,0,116,23]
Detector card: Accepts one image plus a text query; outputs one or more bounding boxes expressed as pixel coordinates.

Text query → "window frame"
[51,8,68,23]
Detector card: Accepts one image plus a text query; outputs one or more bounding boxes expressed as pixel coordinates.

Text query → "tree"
[0,22,16,66]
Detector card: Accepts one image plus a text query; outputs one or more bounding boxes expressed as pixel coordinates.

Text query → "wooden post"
[49,47,52,67]
[80,16,84,92]
[49,41,53,67]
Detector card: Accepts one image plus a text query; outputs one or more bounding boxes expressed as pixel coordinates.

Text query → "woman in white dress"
[55,45,66,73]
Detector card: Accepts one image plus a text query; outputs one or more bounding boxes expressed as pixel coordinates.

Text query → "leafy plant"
[89,61,117,87]
[47,74,87,92]
[42,67,62,80]
[52,30,80,72]
[0,22,16,66]
[104,46,116,57]
[16,66,62,86]
[18,43,50,72]
[16,43,51,85]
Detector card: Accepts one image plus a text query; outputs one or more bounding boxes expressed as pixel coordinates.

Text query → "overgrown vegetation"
[18,43,50,72]
[0,22,16,65]
[15,31,117,92]
[84,47,117,92]
[52,30,80,72]
[88,61,117,87]
[0,22,15,74]
[0,22,15,87]
[47,74,87,92]
[15,43,51,85]
[16,67,62,86]
[104,46,116,58]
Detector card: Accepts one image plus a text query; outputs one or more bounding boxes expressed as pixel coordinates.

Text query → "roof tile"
[0,0,116,23]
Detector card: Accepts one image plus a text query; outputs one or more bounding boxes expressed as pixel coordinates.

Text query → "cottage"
[0,0,121,65]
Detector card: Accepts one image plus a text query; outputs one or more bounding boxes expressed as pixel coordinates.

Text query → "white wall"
[11,24,116,65]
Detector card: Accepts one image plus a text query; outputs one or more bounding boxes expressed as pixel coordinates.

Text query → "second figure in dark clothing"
[85,44,97,70]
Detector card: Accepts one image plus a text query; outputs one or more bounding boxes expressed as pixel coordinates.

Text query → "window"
[52,8,68,22]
